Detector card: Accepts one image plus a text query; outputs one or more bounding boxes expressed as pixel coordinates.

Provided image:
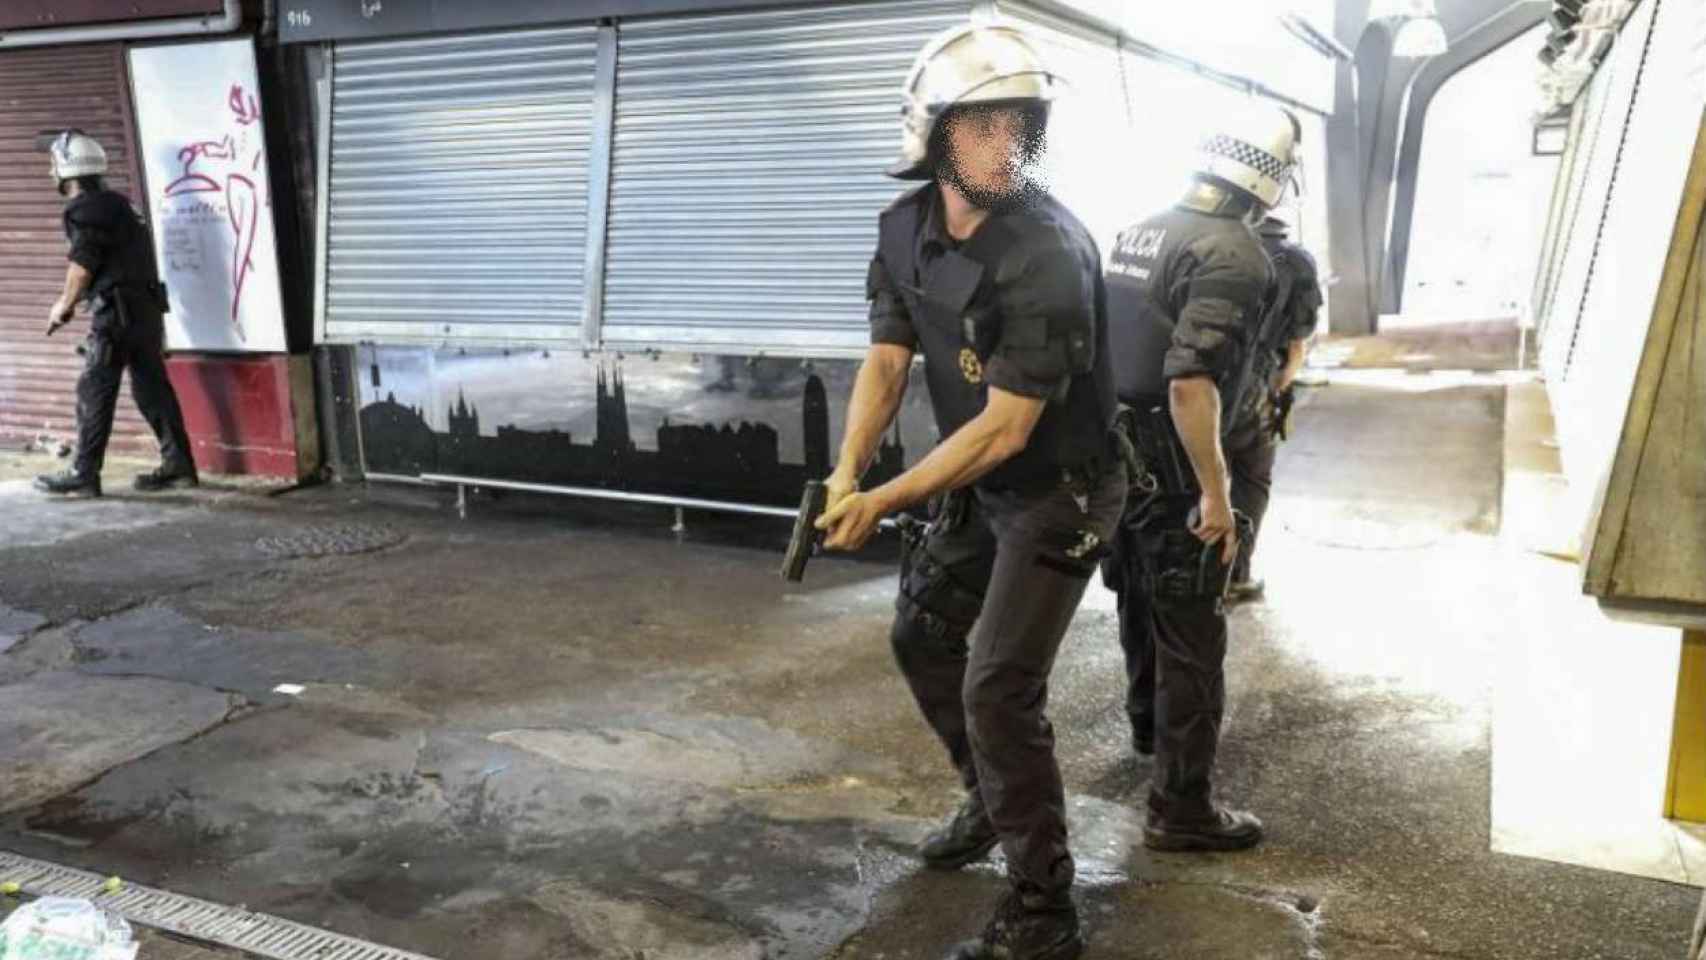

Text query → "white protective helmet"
[48,130,108,184]
[889,23,1063,180]
[1196,102,1303,209]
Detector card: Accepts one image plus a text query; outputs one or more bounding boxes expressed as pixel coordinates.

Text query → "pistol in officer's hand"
[817,488,885,552]
[45,300,73,336]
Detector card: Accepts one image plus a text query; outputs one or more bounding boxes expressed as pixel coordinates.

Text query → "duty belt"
[978,448,1116,497]
[91,282,169,324]
[1113,398,1194,500]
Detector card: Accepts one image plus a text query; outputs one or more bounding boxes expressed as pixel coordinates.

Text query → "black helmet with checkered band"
[1197,102,1302,209]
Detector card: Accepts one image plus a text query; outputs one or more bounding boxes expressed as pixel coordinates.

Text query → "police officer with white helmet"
[1103,102,1304,853]
[817,22,1124,960]
[35,130,195,498]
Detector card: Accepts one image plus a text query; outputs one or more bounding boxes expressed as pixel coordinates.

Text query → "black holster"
[895,488,982,640]
[1108,497,1254,608]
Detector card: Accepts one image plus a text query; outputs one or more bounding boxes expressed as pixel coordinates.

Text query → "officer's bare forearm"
[1169,376,1230,497]
[59,263,92,309]
[1277,339,1307,391]
[833,344,912,480]
[870,388,1043,512]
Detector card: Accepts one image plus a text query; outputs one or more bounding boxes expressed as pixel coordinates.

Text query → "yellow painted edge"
[1667,631,1706,822]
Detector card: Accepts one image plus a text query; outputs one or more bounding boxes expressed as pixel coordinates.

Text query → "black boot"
[34,471,101,498]
[919,789,999,870]
[1144,806,1264,852]
[943,887,1084,960]
[133,461,198,492]
[1226,578,1266,606]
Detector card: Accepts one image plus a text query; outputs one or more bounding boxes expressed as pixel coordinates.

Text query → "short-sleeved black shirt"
[1104,203,1271,408]
[868,184,1115,492]
[62,189,161,325]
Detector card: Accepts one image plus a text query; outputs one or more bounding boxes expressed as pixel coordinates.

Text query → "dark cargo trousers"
[1223,419,1278,585]
[1113,494,1231,824]
[890,468,1125,894]
[74,317,193,478]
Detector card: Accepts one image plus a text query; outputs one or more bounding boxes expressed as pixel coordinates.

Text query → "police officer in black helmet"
[815,22,1123,960]
[1221,212,1322,603]
[1103,102,1304,853]
[35,130,196,498]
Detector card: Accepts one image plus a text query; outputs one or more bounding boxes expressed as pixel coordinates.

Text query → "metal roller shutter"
[0,43,153,454]
[322,25,600,344]
[1530,98,1590,334]
[1535,0,1654,385]
[599,0,967,355]
[1547,0,1705,494]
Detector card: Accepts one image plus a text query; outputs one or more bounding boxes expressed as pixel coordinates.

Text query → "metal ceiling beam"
[1382,2,1551,313]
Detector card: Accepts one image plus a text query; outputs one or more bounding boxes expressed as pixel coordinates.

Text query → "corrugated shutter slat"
[323,26,599,343]
[599,0,966,354]
[0,43,153,453]
[1535,0,1706,504]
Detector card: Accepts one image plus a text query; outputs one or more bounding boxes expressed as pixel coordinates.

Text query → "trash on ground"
[0,896,139,960]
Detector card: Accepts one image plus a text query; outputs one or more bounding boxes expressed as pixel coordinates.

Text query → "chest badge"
[958,347,984,385]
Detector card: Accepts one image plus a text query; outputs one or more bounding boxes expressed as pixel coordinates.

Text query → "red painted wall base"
[165,353,319,479]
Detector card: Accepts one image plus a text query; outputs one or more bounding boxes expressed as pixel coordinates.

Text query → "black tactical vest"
[63,189,165,326]
[876,186,1116,492]
[1105,204,1270,428]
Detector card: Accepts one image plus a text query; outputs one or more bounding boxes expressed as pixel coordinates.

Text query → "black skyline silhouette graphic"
[359,363,904,507]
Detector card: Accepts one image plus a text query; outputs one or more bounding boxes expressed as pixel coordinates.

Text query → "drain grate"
[255,523,407,559]
[0,850,442,960]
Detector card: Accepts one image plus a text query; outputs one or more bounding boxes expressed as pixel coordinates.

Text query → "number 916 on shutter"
[286,9,313,27]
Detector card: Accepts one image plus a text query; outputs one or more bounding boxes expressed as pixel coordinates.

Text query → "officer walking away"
[34,130,196,498]
[1102,103,1303,853]
[1222,213,1322,604]
[815,23,1124,960]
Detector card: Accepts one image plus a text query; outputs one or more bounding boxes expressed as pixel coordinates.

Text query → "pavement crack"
[6,693,265,823]
[59,668,258,707]
[57,565,295,630]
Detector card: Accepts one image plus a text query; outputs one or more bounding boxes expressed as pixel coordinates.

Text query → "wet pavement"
[0,371,1698,959]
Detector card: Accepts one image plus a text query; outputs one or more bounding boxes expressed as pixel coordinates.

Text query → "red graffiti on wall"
[229,85,260,125]
[164,136,234,196]
[161,84,267,340]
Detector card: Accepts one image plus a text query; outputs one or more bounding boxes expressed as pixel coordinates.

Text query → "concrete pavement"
[0,371,1697,959]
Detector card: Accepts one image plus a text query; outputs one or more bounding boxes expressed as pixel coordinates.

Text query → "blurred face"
[937,102,1048,212]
